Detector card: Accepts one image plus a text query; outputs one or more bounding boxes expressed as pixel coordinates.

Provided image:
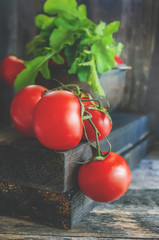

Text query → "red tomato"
[33,90,83,150]
[0,56,26,86]
[10,85,47,138]
[114,54,124,64]
[78,152,131,202]
[83,106,112,141]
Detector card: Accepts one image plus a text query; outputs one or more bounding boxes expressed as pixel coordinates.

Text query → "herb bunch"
[14,0,123,96]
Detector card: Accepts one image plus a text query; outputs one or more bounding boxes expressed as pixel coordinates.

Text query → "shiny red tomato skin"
[10,85,47,138]
[0,56,26,86]
[78,152,131,202]
[83,107,112,141]
[33,90,83,150]
[114,55,124,64]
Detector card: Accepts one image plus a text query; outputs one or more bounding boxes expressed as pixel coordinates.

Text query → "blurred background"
[0,0,159,138]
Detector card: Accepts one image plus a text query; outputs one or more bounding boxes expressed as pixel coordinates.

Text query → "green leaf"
[51,54,64,64]
[68,57,78,74]
[77,4,87,19]
[103,21,120,35]
[25,35,49,58]
[77,57,105,97]
[109,41,124,56]
[95,21,106,36]
[39,60,50,79]
[68,52,91,80]
[44,0,87,20]
[49,27,75,51]
[14,55,52,92]
[35,14,55,30]
[77,66,90,82]
[116,42,124,56]
[91,41,115,73]
[86,57,105,97]
[23,0,123,99]
[54,17,73,30]
[65,45,77,66]
[44,0,77,18]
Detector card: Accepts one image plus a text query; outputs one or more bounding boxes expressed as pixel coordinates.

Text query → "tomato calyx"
[43,89,51,96]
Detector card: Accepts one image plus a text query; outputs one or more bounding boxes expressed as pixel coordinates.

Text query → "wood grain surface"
[0,143,159,239]
[0,182,97,230]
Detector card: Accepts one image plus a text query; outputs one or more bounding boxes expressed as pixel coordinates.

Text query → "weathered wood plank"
[0,0,16,129]
[0,134,155,230]
[120,133,154,169]
[0,182,97,229]
[0,194,158,238]
[118,0,159,111]
[106,112,155,153]
[1,144,159,238]
[0,113,154,193]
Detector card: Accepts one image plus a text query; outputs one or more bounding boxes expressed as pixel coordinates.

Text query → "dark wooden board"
[120,133,154,170]
[0,181,97,230]
[0,143,159,237]
[102,112,155,153]
[0,113,154,193]
[0,134,154,230]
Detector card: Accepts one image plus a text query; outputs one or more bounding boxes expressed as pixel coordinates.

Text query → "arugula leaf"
[44,0,76,18]
[77,66,90,83]
[14,55,52,92]
[69,50,105,96]
[35,14,55,30]
[44,0,87,20]
[22,0,123,98]
[65,44,77,66]
[68,56,91,83]
[26,35,50,58]
[79,57,105,97]
[109,41,124,56]
[115,42,124,56]
[51,53,64,64]
[68,57,79,74]
[39,60,50,79]
[49,27,75,52]
[95,21,106,36]
[77,4,87,19]
[103,21,120,35]
[91,41,115,73]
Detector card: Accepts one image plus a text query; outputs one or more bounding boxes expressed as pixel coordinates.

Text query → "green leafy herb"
[14,55,51,92]
[14,0,123,96]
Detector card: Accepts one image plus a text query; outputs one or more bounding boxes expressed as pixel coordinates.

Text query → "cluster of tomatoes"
[0,56,131,203]
[10,84,112,150]
[9,84,131,203]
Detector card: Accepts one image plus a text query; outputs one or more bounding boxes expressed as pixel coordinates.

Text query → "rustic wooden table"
[0,143,159,240]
